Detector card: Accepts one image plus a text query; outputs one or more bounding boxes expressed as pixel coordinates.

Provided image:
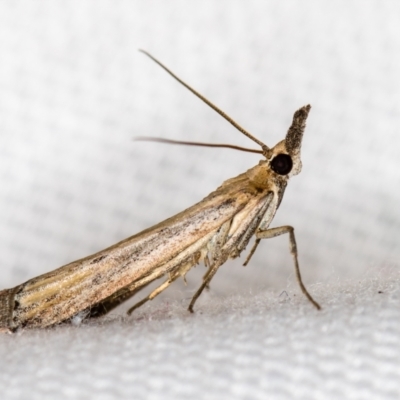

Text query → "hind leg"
[245,225,320,310]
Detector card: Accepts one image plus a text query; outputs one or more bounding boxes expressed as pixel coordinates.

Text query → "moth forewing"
[1,184,254,330]
[0,52,319,332]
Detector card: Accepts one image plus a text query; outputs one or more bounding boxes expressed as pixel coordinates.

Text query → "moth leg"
[127,276,178,315]
[243,238,261,266]
[127,253,201,315]
[251,225,320,310]
[202,257,213,290]
[88,283,150,318]
[188,262,222,313]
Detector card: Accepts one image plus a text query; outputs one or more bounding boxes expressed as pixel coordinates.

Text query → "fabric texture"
[0,1,399,399]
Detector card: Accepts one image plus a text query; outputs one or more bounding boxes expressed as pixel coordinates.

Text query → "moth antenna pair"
[136,49,267,154]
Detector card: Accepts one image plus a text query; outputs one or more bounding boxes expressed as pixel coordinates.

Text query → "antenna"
[134,137,263,154]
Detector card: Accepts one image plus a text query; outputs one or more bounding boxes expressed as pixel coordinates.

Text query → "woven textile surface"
[0,2,399,399]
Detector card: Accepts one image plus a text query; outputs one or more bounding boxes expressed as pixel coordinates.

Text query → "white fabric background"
[0,1,399,399]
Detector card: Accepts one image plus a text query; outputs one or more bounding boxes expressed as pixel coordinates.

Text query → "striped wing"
[1,168,271,329]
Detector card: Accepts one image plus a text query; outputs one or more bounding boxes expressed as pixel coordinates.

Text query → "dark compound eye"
[270,154,293,175]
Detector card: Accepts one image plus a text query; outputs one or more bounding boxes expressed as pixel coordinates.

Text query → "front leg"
[244,225,321,310]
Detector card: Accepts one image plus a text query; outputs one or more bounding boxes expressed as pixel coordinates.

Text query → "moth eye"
[270,154,293,175]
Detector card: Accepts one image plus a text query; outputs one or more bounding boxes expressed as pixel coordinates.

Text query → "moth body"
[0,52,319,332]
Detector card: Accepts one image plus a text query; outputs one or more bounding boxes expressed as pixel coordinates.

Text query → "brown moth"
[0,51,320,332]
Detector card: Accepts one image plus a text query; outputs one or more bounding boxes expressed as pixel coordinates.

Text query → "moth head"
[264,105,311,178]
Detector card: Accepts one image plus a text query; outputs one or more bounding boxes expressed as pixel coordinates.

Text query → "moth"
[0,51,320,332]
